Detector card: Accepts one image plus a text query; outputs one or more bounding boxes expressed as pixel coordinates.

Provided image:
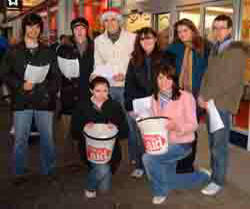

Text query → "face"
[157,73,173,92]
[73,25,87,43]
[177,25,193,42]
[103,15,120,34]
[213,20,232,42]
[25,24,41,40]
[91,83,109,102]
[140,33,157,54]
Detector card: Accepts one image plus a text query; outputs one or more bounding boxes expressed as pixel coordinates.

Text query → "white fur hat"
[100,8,123,25]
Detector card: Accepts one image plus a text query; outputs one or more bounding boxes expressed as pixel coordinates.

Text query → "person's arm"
[0,49,25,92]
[124,61,137,112]
[176,93,199,135]
[114,103,129,139]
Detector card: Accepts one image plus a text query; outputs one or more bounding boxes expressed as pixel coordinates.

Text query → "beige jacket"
[93,29,136,87]
[200,42,250,114]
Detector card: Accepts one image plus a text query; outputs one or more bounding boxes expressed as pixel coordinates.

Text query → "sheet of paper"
[133,96,152,119]
[93,64,114,85]
[207,99,225,133]
[57,56,80,79]
[24,64,50,84]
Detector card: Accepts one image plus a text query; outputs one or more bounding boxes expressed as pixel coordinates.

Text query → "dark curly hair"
[22,13,43,36]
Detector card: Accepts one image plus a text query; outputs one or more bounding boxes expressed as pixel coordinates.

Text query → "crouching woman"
[142,65,209,205]
[71,76,128,199]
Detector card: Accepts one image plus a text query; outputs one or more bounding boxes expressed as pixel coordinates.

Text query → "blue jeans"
[110,87,138,162]
[207,109,230,186]
[14,110,56,175]
[142,143,209,196]
[86,162,112,191]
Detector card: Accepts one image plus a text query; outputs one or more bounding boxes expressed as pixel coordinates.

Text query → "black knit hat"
[71,17,89,31]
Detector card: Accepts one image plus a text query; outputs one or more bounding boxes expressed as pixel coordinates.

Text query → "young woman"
[124,27,175,177]
[71,76,128,199]
[142,64,209,205]
[166,19,211,173]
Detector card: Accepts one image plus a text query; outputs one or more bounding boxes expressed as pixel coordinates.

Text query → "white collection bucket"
[137,117,169,155]
[83,123,118,164]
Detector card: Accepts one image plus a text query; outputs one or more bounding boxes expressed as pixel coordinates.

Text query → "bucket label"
[87,145,112,163]
[143,134,168,154]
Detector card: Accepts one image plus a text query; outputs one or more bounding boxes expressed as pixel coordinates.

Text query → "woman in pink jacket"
[142,64,209,205]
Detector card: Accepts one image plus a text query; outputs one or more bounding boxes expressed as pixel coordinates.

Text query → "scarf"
[179,42,193,93]
[159,91,172,110]
[76,39,88,57]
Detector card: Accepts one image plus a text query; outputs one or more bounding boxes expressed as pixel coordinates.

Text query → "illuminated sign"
[6,0,22,9]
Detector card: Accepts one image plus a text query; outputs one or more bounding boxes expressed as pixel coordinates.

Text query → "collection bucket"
[83,123,118,164]
[137,117,169,155]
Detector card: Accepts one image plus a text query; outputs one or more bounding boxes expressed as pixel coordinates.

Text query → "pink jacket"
[151,90,198,144]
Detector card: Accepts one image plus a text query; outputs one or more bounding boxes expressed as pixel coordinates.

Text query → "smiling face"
[25,24,41,40]
[213,20,232,42]
[73,25,87,43]
[91,83,109,103]
[103,14,120,34]
[157,73,173,92]
[140,33,157,55]
[177,24,193,42]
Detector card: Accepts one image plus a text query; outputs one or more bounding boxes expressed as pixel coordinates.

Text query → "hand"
[112,73,125,82]
[128,111,138,118]
[198,96,208,110]
[107,123,115,129]
[85,122,94,129]
[166,120,177,131]
[23,81,33,91]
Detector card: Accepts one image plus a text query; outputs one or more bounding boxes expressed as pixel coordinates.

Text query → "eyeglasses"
[140,36,154,41]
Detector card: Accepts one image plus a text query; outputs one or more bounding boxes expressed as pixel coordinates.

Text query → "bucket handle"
[137,116,169,124]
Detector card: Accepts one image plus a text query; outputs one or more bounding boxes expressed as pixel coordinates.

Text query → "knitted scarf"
[179,42,193,92]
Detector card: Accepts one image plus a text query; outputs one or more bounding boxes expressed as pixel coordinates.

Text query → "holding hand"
[198,96,208,110]
[23,81,33,91]
[166,119,177,131]
[112,73,125,82]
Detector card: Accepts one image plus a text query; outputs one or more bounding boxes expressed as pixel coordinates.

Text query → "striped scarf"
[159,91,172,109]
[179,42,193,92]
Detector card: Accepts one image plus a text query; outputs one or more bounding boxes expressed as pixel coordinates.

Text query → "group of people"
[0,7,248,205]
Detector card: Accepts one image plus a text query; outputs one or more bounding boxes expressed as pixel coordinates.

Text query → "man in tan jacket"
[199,15,249,196]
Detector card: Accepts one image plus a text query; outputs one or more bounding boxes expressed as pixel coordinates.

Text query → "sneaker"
[85,190,96,199]
[152,196,166,205]
[130,169,144,178]
[199,168,212,177]
[201,182,222,196]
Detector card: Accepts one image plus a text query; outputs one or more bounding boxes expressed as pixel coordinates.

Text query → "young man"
[93,8,137,171]
[57,17,94,165]
[199,15,249,195]
[0,13,59,182]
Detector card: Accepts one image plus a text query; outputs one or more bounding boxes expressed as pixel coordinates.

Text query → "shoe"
[130,169,144,178]
[85,190,96,199]
[199,168,212,177]
[201,182,222,196]
[152,196,166,204]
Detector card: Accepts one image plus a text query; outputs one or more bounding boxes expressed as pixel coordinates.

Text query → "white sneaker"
[85,190,96,199]
[130,169,144,178]
[152,196,167,205]
[201,182,222,196]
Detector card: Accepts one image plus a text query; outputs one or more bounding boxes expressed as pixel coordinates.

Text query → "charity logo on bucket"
[87,145,113,163]
[143,134,168,154]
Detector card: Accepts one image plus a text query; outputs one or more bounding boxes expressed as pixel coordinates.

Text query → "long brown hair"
[173,18,205,54]
[131,27,161,68]
[153,64,181,101]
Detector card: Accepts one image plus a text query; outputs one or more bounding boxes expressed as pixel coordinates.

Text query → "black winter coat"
[0,42,59,111]
[57,40,94,114]
[124,51,176,111]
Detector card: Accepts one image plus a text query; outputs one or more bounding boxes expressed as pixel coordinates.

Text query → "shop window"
[178,8,201,31]
[204,4,233,42]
